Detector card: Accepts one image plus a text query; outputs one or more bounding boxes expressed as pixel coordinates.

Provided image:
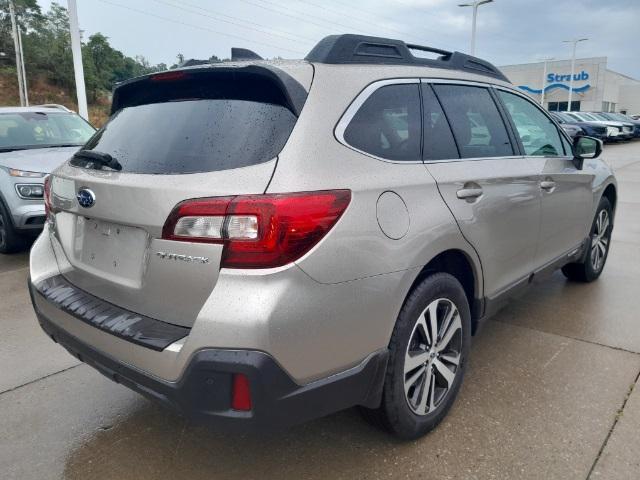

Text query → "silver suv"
[28,35,616,439]
[0,106,95,252]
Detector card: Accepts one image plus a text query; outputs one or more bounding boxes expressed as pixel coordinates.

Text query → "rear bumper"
[29,280,388,432]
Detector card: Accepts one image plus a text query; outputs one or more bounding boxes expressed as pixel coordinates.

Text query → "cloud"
[45,0,640,78]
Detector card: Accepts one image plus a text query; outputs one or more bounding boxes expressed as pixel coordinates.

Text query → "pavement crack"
[491,318,640,356]
[0,363,83,397]
[542,342,569,369]
[586,368,640,479]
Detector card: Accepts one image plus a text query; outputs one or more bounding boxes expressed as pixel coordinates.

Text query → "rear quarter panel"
[267,64,484,296]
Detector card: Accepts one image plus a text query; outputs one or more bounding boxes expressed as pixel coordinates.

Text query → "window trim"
[334,78,423,164]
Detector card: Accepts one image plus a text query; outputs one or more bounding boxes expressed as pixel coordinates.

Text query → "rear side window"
[498,90,565,156]
[421,85,459,161]
[433,85,513,159]
[343,84,421,161]
[79,100,296,174]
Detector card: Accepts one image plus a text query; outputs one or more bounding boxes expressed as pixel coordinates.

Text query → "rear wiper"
[73,150,122,171]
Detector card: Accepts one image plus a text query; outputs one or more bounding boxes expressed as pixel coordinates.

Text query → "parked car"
[0,106,95,253]
[564,112,629,142]
[549,111,608,141]
[587,112,635,139]
[28,35,617,439]
[559,122,582,138]
[595,112,640,138]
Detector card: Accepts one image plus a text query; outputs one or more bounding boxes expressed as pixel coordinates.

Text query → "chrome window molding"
[335,76,571,165]
[420,78,493,88]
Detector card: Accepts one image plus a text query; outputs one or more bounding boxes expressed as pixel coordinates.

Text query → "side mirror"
[572,135,602,169]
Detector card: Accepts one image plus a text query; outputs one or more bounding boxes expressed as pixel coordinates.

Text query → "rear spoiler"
[111,64,308,117]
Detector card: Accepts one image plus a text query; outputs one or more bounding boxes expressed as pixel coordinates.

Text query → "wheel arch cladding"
[406,249,480,330]
[602,183,617,214]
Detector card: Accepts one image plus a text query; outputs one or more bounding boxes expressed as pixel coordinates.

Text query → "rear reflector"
[231,373,252,411]
[162,190,351,269]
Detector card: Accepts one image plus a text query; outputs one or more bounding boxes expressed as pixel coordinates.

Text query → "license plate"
[75,217,148,285]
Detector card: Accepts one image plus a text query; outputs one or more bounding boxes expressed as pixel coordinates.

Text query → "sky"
[38,0,640,78]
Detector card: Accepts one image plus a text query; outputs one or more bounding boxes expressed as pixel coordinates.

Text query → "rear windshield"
[78,99,296,174]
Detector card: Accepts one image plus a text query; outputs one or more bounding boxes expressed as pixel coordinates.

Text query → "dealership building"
[499,57,640,114]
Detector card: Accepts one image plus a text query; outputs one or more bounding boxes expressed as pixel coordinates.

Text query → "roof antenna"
[231,47,263,61]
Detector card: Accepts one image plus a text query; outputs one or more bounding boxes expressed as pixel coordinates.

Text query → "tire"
[361,272,471,439]
[0,200,26,254]
[562,196,613,282]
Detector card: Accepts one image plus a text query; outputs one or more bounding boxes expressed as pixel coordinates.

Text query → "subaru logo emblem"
[77,188,96,208]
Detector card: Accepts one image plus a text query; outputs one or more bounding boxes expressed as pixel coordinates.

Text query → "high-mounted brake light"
[150,71,189,82]
[162,190,351,269]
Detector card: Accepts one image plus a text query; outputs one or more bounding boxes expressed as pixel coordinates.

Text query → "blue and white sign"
[518,70,591,95]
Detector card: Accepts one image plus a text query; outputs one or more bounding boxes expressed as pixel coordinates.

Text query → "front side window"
[432,84,513,159]
[498,90,564,156]
[343,83,421,161]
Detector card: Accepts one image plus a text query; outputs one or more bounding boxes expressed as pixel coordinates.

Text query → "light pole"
[67,0,89,120]
[458,0,493,56]
[8,0,26,106]
[539,57,554,108]
[562,38,587,112]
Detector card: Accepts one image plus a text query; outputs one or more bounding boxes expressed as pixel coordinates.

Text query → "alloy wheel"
[404,298,463,416]
[591,209,610,272]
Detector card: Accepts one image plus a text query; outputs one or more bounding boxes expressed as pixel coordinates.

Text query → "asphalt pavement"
[1,141,639,480]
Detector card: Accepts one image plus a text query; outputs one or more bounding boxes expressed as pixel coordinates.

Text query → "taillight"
[162,190,351,269]
[43,175,52,218]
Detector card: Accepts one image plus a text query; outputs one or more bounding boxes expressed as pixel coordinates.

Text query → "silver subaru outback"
[28,35,616,439]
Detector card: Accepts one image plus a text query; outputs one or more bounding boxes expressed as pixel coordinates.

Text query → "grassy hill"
[0,67,110,127]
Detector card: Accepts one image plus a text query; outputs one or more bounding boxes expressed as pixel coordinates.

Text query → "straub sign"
[519,70,591,95]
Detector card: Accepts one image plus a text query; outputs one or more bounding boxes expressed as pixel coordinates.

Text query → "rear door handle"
[456,187,483,200]
[540,180,556,191]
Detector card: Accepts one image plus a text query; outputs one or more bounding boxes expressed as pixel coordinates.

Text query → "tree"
[0,0,42,68]
[2,1,161,101]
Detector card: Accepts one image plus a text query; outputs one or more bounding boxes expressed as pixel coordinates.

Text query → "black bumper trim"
[32,275,190,351]
[30,282,388,432]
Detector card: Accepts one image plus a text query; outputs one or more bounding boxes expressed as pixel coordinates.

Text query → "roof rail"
[305,34,509,83]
